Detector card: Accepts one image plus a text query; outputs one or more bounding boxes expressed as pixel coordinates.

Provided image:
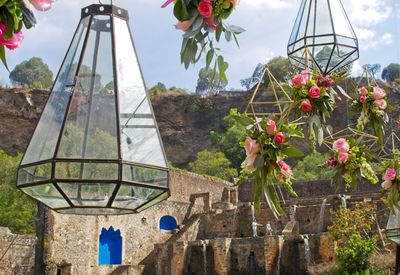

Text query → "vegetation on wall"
[0,150,37,234]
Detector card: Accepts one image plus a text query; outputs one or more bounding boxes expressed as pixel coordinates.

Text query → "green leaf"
[224,30,232,42]
[282,147,304,157]
[206,49,214,69]
[173,0,190,21]
[336,85,352,100]
[191,15,203,31]
[227,25,246,34]
[0,0,7,7]
[215,25,222,42]
[0,44,9,71]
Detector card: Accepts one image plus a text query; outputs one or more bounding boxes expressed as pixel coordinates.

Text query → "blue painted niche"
[98,227,122,265]
[160,215,178,231]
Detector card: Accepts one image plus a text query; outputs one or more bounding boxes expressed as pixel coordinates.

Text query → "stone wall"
[0,227,36,275]
[42,170,233,275]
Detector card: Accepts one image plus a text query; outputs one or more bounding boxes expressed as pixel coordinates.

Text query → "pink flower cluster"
[382,168,397,190]
[266,119,285,145]
[0,24,23,50]
[332,138,350,164]
[291,70,330,113]
[358,86,387,110]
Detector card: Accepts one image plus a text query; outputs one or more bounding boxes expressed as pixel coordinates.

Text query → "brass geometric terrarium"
[17,4,169,215]
[287,0,359,75]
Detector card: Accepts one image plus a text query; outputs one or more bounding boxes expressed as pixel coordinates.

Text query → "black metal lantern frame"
[17,4,169,215]
[287,0,359,75]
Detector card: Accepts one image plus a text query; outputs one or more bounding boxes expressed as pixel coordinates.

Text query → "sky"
[0,0,399,92]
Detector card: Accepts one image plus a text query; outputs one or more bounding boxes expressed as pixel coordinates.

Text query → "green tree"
[292,151,333,181]
[211,109,246,171]
[382,63,400,82]
[0,151,37,234]
[148,83,188,97]
[9,57,53,89]
[195,68,227,95]
[188,150,237,181]
[240,57,290,90]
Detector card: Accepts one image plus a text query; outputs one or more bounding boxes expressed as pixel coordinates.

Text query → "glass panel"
[21,184,69,208]
[122,164,168,187]
[57,208,133,215]
[58,182,116,207]
[58,15,119,160]
[113,17,167,168]
[21,17,89,165]
[315,0,333,35]
[289,0,307,43]
[17,163,52,185]
[330,0,354,38]
[136,192,168,212]
[55,162,118,180]
[112,185,163,210]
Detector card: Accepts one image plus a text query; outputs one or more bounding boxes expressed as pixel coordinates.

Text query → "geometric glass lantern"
[17,4,169,215]
[387,209,400,245]
[287,0,359,75]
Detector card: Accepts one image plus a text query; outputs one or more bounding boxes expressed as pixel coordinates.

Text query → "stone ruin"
[0,170,388,275]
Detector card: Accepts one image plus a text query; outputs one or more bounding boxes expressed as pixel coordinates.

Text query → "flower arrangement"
[326,138,378,189]
[162,0,244,83]
[380,150,400,210]
[289,69,339,147]
[351,85,390,143]
[0,0,54,69]
[231,110,304,217]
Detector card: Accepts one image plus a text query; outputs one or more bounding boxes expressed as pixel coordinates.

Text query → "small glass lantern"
[17,4,169,215]
[287,0,359,75]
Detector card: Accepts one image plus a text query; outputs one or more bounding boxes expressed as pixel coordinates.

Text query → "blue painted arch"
[99,226,122,265]
[160,215,177,231]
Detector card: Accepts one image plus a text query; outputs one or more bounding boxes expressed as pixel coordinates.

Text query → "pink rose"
[373,87,386,100]
[245,154,257,172]
[266,119,277,135]
[203,17,217,30]
[29,0,54,11]
[301,70,312,82]
[358,87,368,96]
[291,74,306,88]
[300,99,312,112]
[279,160,293,178]
[198,1,213,18]
[384,168,397,181]
[244,137,260,157]
[333,138,349,153]
[0,24,23,50]
[374,99,387,110]
[274,132,285,145]
[360,95,367,103]
[338,152,349,164]
[308,85,321,99]
[175,21,190,31]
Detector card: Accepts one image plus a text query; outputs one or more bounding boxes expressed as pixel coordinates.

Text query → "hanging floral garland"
[326,138,378,189]
[381,150,400,210]
[0,0,54,69]
[231,110,304,218]
[351,85,391,144]
[162,0,244,83]
[288,69,347,148]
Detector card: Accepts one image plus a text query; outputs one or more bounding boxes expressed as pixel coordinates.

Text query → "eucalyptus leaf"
[206,49,214,69]
[282,147,304,157]
[227,25,246,34]
[336,85,353,100]
[224,30,232,42]
[0,44,9,71]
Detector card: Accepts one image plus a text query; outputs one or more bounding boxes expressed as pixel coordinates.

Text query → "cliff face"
[0,89,249,167]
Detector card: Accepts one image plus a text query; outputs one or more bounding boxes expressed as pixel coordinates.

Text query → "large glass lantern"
[17,4,169,215]
[287,0,359,75]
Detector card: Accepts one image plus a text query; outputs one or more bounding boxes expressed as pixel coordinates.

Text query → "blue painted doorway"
[99,227,122,265]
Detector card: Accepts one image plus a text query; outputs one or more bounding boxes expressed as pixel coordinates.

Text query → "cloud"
[244,0,297,9]
[351,59,362,76]
[343,0,392,27]
[360,32,393,50]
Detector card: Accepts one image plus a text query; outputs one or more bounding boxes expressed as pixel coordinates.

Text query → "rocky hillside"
[0,83,398,168]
